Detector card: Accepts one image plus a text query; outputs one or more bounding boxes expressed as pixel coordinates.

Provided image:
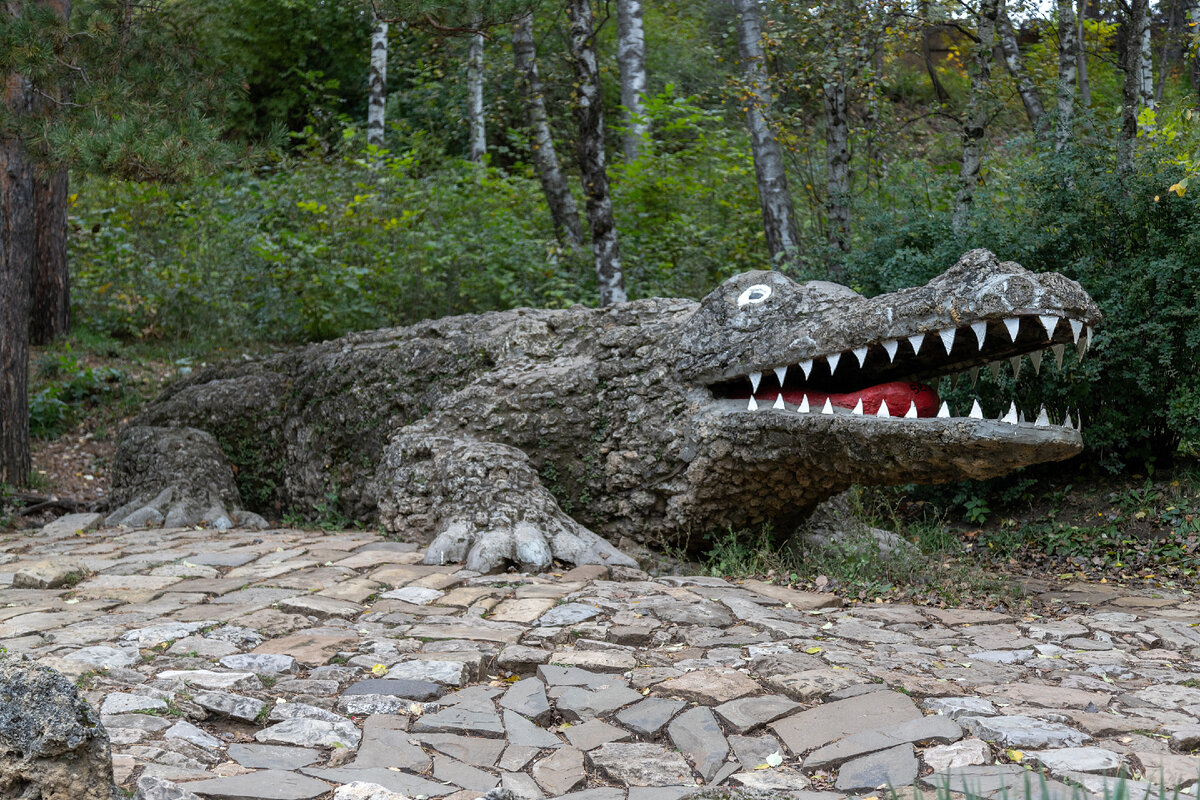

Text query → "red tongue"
[767,381,940,417]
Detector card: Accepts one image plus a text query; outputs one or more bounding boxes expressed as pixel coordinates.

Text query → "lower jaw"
[740,380,941,417]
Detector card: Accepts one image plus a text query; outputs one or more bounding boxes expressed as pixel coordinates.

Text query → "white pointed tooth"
[799,395,811,413]
[852,346,868,368]
[1069,319,1084,343]
[852,398,864,415]
[971,321,988,350]
[1063,410,1074,430]
[883,339,899,362]
[904,401,918,419]
[827,353,841,374]
[1039,315,1059,340]
[749,371,762,392]
[988,361,1002,382]
[1077,411,1082,432]
[969,399,984,419]
[937,401,950,418]
[1004,317,1020,342]
[748,396,758,411]
[773,393,785,410]
[1035,406,1050,426]
[938,327,956,354]
[907,332,925,355]
[774,366,788,386]
[1010,355,1022,380]
[969,366,980,388]
[876,399,890,418]
[1085,326,1093,354]
[821,398,834,415]
[1029,349,1043,375]
[1001,402,1019,424]
[799,359,813,379]
[1052,343,1066,370]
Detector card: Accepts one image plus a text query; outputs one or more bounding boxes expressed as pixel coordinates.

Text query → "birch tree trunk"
[1055,0,1078,151]
[733,0,801,266]
[823,75,850,259]
[566,0,626,306]
[1118,0,1149,176]
[1076,0,1091,106]
[367,19,388,149]
[997,8,1045,130]
[1139,13,1155,107]
[30,169,69,345]
[616,0,648,162]
[952,0,998,237]
[513,12,583,248]
[467,30,486,163]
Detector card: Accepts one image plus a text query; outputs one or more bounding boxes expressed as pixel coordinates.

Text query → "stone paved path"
[3,514,1200,800]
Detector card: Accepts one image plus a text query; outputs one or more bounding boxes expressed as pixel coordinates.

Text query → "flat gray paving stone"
[503,709,563,749]
[217,653,298,675]
[342,678,442,700]
[277,679,341,696]
[335,694,408,715]
[729,734,785,771]
[102,713,173,732]
[194,691,265,722]
[589,741,695,787]
[385,659,468,686]
[765,668,867,702]
[157,670,262,692]
[134,775,205,800]
[500,676,552,723]
[924,696,999,719]
[302,767,455,797]
[564,718,630,751]
[923,764,1079,800]
[498,744,542,772]
[432,755,499,792]
[557,685,643,722]
[668,706,728,783]
[254,718,361,749]
[187,551,257,567]
[923,739,992,772]
[834,743,918,792]
[347,715,431,771]
[185,769,332,800]
[226,743,321,770]
[771,690,921,756]
[714,694,801,734]
[726,768,813,793]
[164,720,222,750]
[958,715,1090,749]
[412,733,506,766]
[62,644,141,669]
[537,664,613,688]
[656,668,762,705]
[410,703,505,737]
[803,714,962,769]
[101,693,168,715]
[616,697,686,737]
[537,603,601,627]
[1063,772,1172,800]
[627,788,700,800]
[1029,746,1124,776]
[532,746,587,795]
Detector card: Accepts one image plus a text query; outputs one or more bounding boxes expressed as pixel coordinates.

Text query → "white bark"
[953,0,998,237]
[823,75,850,257]
[1139,13,1155,107]
[1056,0,1077,151]
[513,12,583,248]
[1076,0,1091,106]
[733,0,801,266]
[467,30,486,163]
[567,0,627,306]
[367,20,388,149]
[1118,0,1149,175]
[997,8,1045,129]
[617,0,648,161]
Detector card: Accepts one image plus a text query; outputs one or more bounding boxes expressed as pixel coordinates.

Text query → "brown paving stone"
[316,578,381,603]
[739,580,842,610]
[73,574,181,603]
[770,690,923,756]
[654,668,762,704]
[369,564,456,585]
[253,631,359,666]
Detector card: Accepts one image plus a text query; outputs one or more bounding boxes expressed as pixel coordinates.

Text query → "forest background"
[3,0,1200,585]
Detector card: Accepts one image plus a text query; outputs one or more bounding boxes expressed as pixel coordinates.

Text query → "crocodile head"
[668,250,1102,525]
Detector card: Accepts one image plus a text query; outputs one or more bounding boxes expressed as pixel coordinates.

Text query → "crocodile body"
[108,250,1101,572]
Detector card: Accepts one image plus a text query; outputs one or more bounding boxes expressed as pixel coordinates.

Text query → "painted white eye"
[738,284,772,307]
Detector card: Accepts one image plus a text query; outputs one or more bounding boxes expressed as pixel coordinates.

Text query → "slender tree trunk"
[1140,12,1155,107]
[823,75,850,259]
[1076,0,1091,106]
[566,0,626,305]
[616,0,648,162]
[466,30,486,163]
[1118,0,1149,176]
[952,0,999,236]
[920,0,951,103]
[367,19,388,149]
[30,169,69,345]
[1055,0,1078,151]
[733,0,801,266]
[997,7,1045,130]
[513,13,583,248]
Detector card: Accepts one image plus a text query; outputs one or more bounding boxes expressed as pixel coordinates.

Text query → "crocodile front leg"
[372,430,636,573]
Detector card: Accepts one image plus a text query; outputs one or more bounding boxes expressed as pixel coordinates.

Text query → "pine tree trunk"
[566,0,626,306]
[467,30,486,163]
[997,8,1045,130]
[952,0,998,237]
[1076,0,1091,106]
[30,168,69,345]
[1118,0,1148,176]
[823,75,851,260]
[1055,0,1078,151]
[616,0,648,162]
[367,19,388,149]
[513,13,583,248]
[733,0,801,266]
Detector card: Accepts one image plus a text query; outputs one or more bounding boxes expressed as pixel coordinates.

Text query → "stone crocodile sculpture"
[107,249,1101,572]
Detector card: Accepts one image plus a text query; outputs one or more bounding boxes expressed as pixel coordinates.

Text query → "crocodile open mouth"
[710,312,1093,428]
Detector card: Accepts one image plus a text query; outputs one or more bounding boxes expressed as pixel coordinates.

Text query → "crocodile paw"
[105,486,268,531]
[424,516,636,573]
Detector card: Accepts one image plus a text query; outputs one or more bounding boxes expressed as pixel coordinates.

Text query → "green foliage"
[28,348,124,439]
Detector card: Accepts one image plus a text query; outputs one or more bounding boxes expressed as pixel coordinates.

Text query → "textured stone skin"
[110,249,1100,571]
[0,654,118,800]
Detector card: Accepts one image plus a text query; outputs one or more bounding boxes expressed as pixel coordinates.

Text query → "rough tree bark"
[367,18,388,148]
[1139,10,1155,107]
[997,7,1045,130]
[512,13,583,248]
[952,0,999,236]
[466,30,486,163]
[566,0,626,305]
[1076,0,1091,106]
[1118,0,1148,176]
[616,0,648,162]
[823,74,850,259]
[733,0,801,266]
[1055,0,1078,151]
[30,169,69,345]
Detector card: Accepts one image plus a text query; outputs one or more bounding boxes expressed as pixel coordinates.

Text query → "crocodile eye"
[738,284,772,307]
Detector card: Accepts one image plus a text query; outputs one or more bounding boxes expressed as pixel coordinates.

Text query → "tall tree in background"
[1139,6,1155,106]
[1117,0,1149,175]
[616,0,647,161]
[512,12,583,247]
[367,16,389,148]
[1056,0,1078,151]
[566,0,626,305]
[733,0,801,267]
[1076,0,1092,106]
[952,0,999,236]
[466,28,486,162]
[997,5,1045,130]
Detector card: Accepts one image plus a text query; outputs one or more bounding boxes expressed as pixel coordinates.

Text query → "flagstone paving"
[2,515,1200,800]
